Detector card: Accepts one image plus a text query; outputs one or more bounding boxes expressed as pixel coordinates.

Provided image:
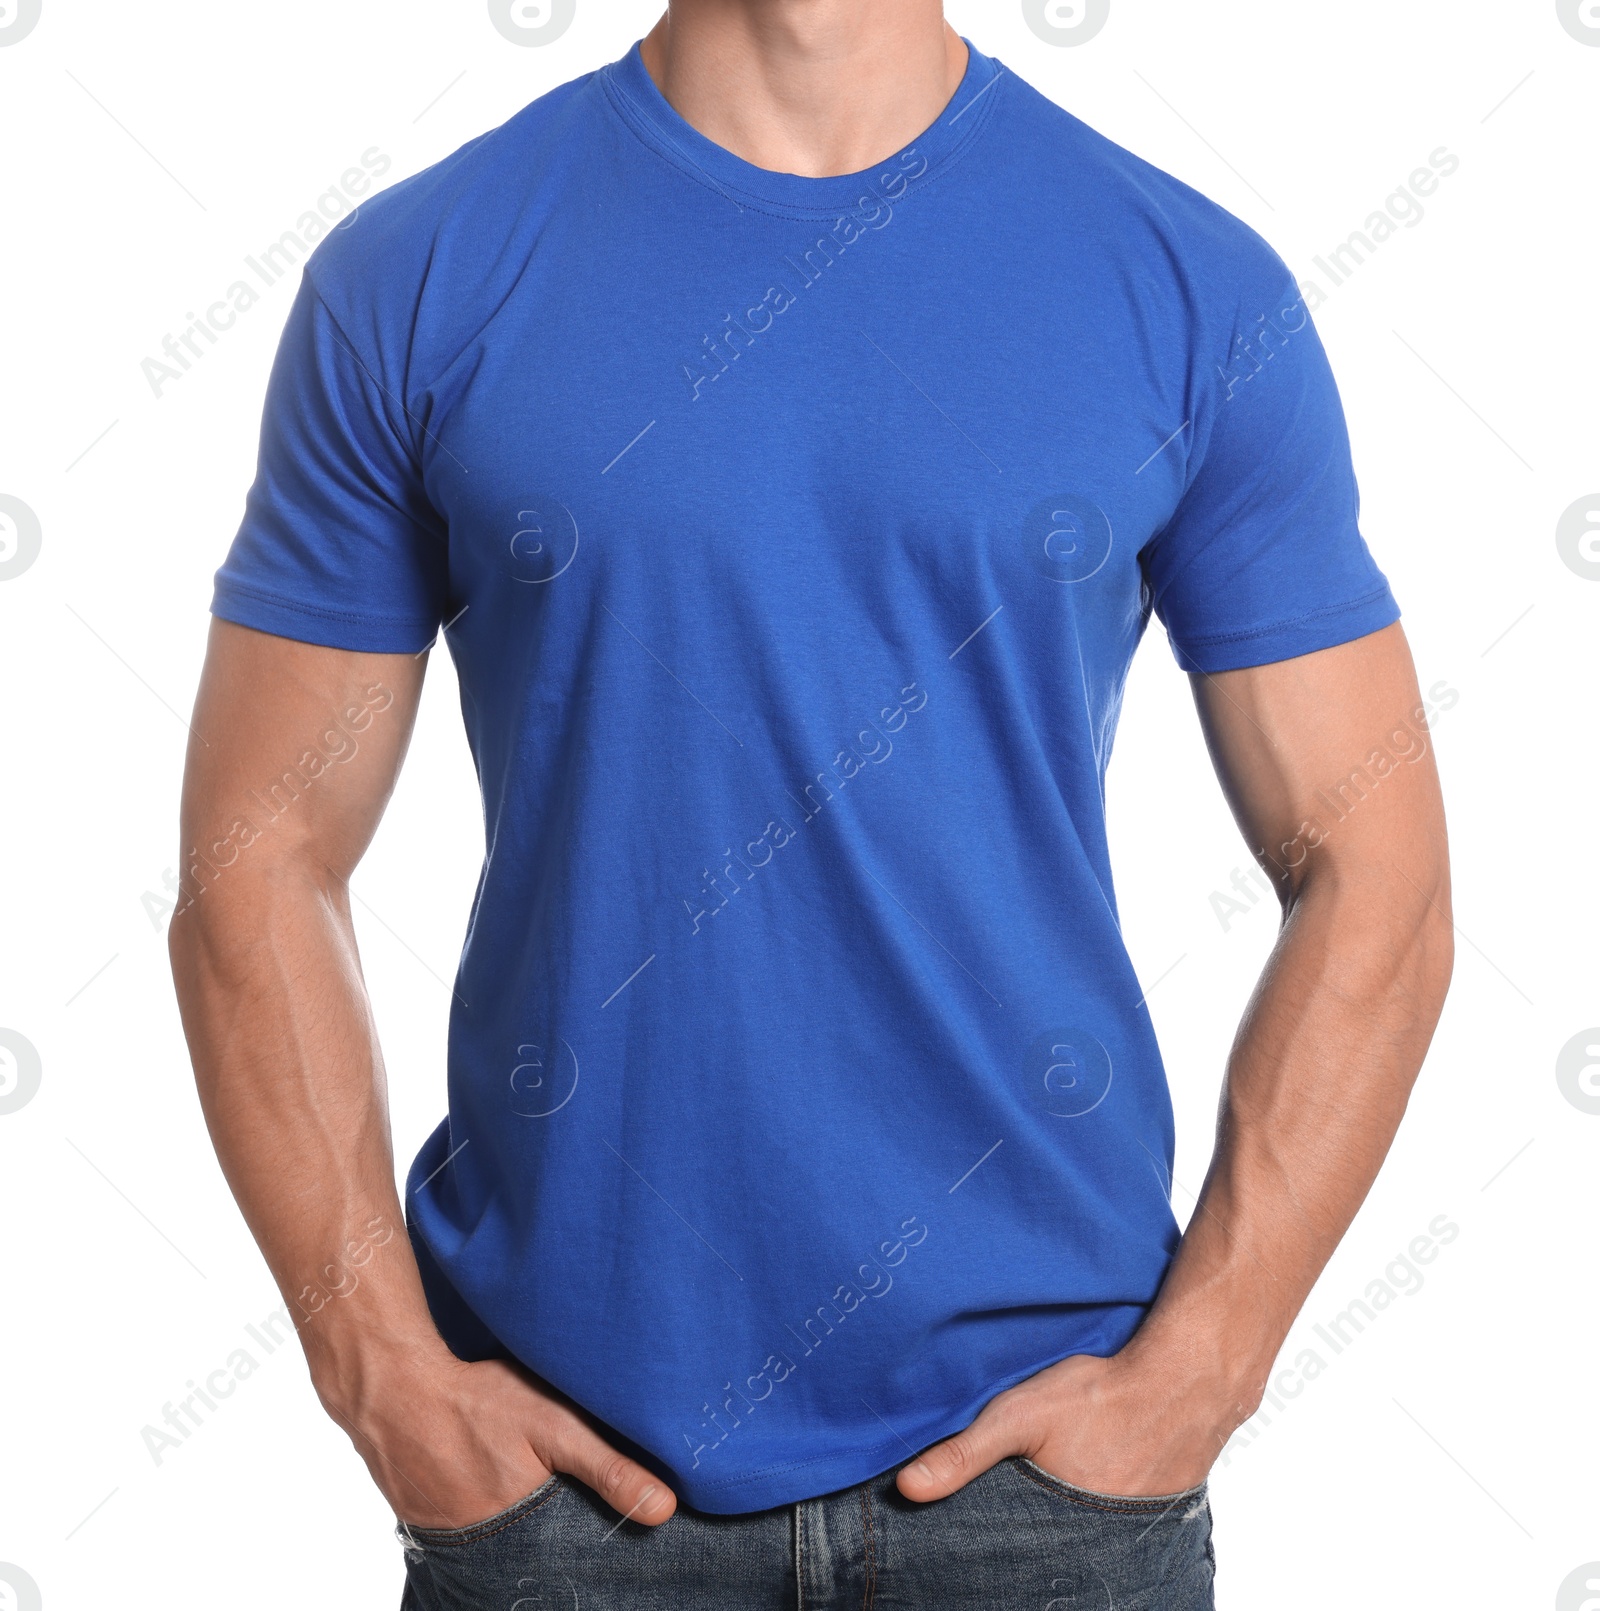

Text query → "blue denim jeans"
[397,1458,1215,1609]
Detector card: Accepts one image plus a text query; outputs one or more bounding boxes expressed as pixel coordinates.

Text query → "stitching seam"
[691,1431,911,1491]
[860,1483,877,1610]
[407,1477,564,1550]
[1173,584,1394,649]
[597,60,1005,225]
[1010,1459,1206,1516]
[794,1501,806,1611]
[215,577,437,632]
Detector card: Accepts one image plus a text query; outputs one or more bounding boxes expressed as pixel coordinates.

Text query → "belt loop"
[793,1499,806,1611]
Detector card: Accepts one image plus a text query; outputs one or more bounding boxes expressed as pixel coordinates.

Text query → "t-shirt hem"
[211,574,439,655]
[677,1433,918,1514]
[671,1310,1145,1513]
[1168,585,1400,675]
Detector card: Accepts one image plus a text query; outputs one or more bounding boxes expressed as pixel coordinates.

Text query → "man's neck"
[638,0,967,178]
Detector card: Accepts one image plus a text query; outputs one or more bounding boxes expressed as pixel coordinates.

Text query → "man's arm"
[169,619,677,1528]
[899,621,1453,1500]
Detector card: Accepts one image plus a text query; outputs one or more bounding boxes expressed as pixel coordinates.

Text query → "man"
[170,2,1453,1606]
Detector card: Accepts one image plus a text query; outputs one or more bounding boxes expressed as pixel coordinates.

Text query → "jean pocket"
[1010,1456,1208,1516]
[397,1474,565,1550]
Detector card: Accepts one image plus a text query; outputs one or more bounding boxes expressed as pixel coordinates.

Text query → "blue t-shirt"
[214,40,1398,1512]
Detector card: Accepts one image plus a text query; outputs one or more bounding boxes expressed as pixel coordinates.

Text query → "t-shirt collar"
[601,36,1003,217]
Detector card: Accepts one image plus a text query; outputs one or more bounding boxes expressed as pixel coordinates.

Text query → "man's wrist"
[1116,1296,1287,1422]
[298,1294,453,1426]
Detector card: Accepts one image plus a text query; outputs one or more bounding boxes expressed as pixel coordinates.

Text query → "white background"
[1,1,1596,1607]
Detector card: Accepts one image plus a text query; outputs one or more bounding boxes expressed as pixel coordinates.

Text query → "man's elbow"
[1292,834,1454,1013]
[167,851,327,996]
[1392,818,1454,1003]
[1406,869,1455,1017]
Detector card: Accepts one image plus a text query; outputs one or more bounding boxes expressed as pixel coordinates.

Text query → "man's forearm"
[169,860,443,1406]
[169,625,444,1412]
[1127,851,1454,1430]
[895,831,1455,1505]
[171,626,678,1530]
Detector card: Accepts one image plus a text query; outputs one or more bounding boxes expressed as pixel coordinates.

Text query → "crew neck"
[600,37,1004,218]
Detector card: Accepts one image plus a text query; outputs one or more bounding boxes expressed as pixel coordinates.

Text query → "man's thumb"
[895,1403,1018,1503]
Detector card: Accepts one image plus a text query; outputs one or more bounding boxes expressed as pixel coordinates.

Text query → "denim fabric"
[398,1459,1215,1610]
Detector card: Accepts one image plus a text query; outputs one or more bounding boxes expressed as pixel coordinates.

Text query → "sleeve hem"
[1168,586,1400,674]
[211,575,439,655]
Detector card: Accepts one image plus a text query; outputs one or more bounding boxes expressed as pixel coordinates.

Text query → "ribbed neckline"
[600,37,1005,219]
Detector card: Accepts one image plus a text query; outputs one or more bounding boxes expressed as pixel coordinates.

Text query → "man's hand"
[901,623,1453,1505]
[321,1345,673,1531]
[170,621,676,1530]
[898,1351,1235,1503]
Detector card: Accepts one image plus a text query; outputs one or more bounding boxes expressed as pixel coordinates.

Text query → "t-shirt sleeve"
[1141,270,1400,675]
[211,275,449,654]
